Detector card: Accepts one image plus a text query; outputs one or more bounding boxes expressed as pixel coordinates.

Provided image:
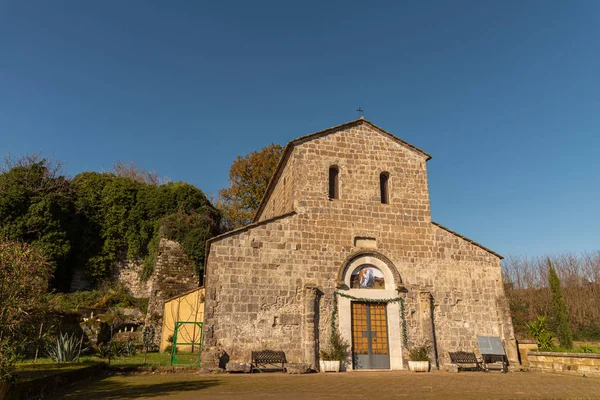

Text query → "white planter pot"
[319,360,341,372]
[408,360,430,372]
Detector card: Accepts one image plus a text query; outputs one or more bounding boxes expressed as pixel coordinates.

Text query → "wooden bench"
[448,351,483,371]
[251,350,287,373]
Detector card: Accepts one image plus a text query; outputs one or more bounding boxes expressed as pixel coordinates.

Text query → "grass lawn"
[16,351,199,381]
[15,360,99,381]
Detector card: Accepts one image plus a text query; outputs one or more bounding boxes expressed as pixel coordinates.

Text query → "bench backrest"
[449,351,478,364]
[252,350,286,363]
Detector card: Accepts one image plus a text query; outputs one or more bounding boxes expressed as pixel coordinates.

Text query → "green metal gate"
[170,321,203,366]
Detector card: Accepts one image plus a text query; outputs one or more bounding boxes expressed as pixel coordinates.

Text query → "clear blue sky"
[1,1,599,258]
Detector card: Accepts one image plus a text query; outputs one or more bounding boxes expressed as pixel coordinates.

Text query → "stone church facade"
[201,118,518,370]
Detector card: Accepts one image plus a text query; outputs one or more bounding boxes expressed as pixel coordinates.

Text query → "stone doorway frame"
[336,251,404,370]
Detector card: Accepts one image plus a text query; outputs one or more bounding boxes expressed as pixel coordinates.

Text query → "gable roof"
[253,118,431,222]
[431,221,503,259]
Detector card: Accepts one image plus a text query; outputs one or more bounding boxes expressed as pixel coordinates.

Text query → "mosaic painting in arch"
[350,264,385,289]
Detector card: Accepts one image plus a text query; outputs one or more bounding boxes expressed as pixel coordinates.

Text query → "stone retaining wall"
[528,351,600,377]
[516,340,538,368]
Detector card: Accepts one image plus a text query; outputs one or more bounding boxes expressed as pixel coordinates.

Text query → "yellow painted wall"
[161,287,205,352]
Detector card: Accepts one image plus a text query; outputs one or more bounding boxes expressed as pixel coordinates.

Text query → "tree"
[72,173,220,282]
[0,153,221,289]
[111,161,167,186]
[0,156,75,290]
[218,144,283,229]
[548,259,573,349]
[0,241,52,383]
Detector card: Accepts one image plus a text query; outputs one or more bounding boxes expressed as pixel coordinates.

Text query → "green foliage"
[73,174,220,283]
[573,324,600,342]
[94,343,113,360]
[526,315,548,338]
[578,344,599,354]
[123,341,137,357]
[548,259,573,349]
[0,159,75,290]
[319,329,350,362]
[45,332,84,363]
[48,282,149,313]
[218,143,283,229]
[0,156,221,288]
[502,252,600,343]
[0,343,19,383]
[0,241,52,381]
[526,315,555,351]
[545,344,600,354]
[409,342,432,362]
[536,331,555,351]
[93,341,129,364]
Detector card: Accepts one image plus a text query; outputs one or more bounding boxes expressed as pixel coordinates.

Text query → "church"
[201,118,518,371]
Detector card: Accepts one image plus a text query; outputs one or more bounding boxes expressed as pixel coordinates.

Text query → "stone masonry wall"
[202,120,517,369]
[113,260,151,298]
[257,151,295,222]
[145,238,199,346]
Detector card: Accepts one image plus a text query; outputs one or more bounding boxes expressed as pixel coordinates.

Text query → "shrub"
[578,344,599,354]
[95,343,113,360]
[573,324,600,342]
[48,281,149,313]
[320,329,350,362]
[123,341,137,357]
[536,331,555,351]
[409,342,432,362]
[526,315,555,351]
[0,242,51,382]
[94,341,127,363]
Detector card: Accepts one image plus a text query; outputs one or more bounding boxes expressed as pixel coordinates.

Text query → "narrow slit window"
[329,166,339,199]
[380,172,389,204]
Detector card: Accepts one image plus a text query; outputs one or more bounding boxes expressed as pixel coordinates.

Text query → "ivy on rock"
[0,159,221,290]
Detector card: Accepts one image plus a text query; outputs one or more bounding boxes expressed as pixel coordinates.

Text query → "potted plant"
[319,328,350,372]
[408,342,432,372]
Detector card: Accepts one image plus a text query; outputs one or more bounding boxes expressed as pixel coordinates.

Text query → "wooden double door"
[351,302,390,369]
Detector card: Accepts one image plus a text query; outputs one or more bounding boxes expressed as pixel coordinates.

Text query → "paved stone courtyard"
[53,371,600,399]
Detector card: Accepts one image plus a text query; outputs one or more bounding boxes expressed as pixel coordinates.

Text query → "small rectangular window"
[380,172,389,204]
[329,167,339,199]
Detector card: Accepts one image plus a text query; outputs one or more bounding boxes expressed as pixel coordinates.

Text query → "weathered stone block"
[280,314,301,325]
[226,362,252,373]
[445,363,459,373]
[286,363,311,374]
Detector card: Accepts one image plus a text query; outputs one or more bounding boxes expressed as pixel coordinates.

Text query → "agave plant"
[123,340,137,357]
[46,332,84,363]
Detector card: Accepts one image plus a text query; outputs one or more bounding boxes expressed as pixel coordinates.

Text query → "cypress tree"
[548,259,573,349]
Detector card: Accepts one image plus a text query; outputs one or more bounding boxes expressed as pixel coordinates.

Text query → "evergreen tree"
[548,259,573,349]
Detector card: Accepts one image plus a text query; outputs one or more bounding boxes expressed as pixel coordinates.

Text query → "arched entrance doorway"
[337,253,404,370]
